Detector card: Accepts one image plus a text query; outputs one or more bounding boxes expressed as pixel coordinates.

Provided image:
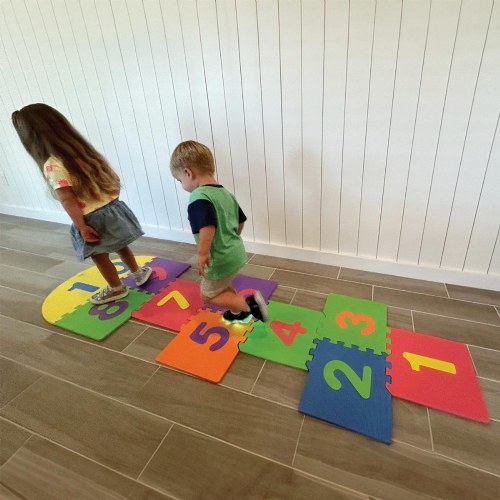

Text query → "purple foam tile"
[122,257,191,294]
[232,274,277,301]
[204,274,277,312]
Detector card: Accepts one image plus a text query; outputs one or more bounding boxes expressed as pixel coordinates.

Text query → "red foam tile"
[387,328,489,423]
[132,279,204,332]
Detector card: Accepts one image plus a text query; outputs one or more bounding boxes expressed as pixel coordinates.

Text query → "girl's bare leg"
[117,246,139,273]
[91,253,122,288]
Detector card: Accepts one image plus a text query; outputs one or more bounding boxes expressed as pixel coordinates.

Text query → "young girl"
[11,103,151,304]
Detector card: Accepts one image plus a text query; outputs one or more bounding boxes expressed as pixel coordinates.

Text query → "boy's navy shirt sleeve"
[188,185,247,234]
[188,199,217,234]
[238,206,247,224]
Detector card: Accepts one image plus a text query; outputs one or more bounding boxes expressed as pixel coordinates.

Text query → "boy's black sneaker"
[223,310,252,323]
[246,291,269,322]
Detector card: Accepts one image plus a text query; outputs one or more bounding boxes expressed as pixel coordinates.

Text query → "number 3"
[336,311,376,336]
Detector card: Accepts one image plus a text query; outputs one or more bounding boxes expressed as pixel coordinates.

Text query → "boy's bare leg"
[202,287,249,312]
[91,253,123,288]
[117,246,139,273]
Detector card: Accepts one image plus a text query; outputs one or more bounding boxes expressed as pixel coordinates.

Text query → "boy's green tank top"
[189,185,247,281]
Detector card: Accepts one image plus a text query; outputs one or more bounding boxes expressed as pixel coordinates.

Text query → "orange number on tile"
[403,352,456,375]
[323,360,372,399]
[270,320,307,346]
[157,291,189,310]
[238,288,255,298]
[336,311,375,336]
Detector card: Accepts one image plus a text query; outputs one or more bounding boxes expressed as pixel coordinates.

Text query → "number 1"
[403,352,456,375]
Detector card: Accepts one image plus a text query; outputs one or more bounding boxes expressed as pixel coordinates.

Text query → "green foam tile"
[240,300,324,370]
[318,293,389,354]
[55,289,152,341]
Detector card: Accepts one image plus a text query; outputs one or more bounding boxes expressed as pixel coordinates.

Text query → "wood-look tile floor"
[1,213,499,500]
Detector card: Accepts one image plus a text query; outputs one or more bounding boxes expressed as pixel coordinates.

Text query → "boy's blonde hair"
[170,141,215,176]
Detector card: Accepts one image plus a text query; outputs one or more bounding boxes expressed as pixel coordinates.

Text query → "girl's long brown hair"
[12,103,120,200]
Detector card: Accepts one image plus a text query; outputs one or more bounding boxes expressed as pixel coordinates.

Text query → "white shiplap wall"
[0,0,499,290]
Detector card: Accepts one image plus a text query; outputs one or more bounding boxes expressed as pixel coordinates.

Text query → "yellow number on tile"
[157,291,189,310]
[403,352,456,374]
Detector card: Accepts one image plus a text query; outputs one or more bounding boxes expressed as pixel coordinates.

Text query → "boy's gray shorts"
[200,274,237,299]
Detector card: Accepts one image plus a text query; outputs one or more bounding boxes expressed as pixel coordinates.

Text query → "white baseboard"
[2,204,498,291]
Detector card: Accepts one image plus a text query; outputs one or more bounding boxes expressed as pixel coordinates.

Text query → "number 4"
[270,320,307,346]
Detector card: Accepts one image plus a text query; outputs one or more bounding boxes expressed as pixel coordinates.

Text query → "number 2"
[323,360,372,399]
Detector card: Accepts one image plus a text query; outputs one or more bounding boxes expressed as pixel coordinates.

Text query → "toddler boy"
[170,141,268,322]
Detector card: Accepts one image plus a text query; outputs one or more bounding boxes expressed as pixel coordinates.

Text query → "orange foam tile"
[155,309,252,383]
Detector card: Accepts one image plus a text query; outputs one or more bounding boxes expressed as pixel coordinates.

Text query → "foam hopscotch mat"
[240,300,324,370]
[299,338,392,444]
[204,274,278,312]
[155,308,253,383]
[318,294,389,355]
[387,328,489,423]
[42,260,491,442]
[42,256,191,341]
[132,279,204,332]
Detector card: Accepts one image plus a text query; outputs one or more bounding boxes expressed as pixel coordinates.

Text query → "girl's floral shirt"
[43,156,117,215]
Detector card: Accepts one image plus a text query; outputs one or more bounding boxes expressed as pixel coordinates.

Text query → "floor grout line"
[478,375,500,383]
[431,451,500,479]
[0,369,44,412]
[136,424,174,480]
[467,344,480,377]
[0,424,34,474]
[292,414,305,467]
[250,360,266,395]
[427,408,434,452]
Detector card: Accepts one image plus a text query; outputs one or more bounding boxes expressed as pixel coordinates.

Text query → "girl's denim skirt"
[70,199,144,261]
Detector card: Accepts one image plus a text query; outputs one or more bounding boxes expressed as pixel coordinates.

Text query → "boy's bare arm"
[237,222,245,235]
[197,225,216,276]
[56,187,100,242]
